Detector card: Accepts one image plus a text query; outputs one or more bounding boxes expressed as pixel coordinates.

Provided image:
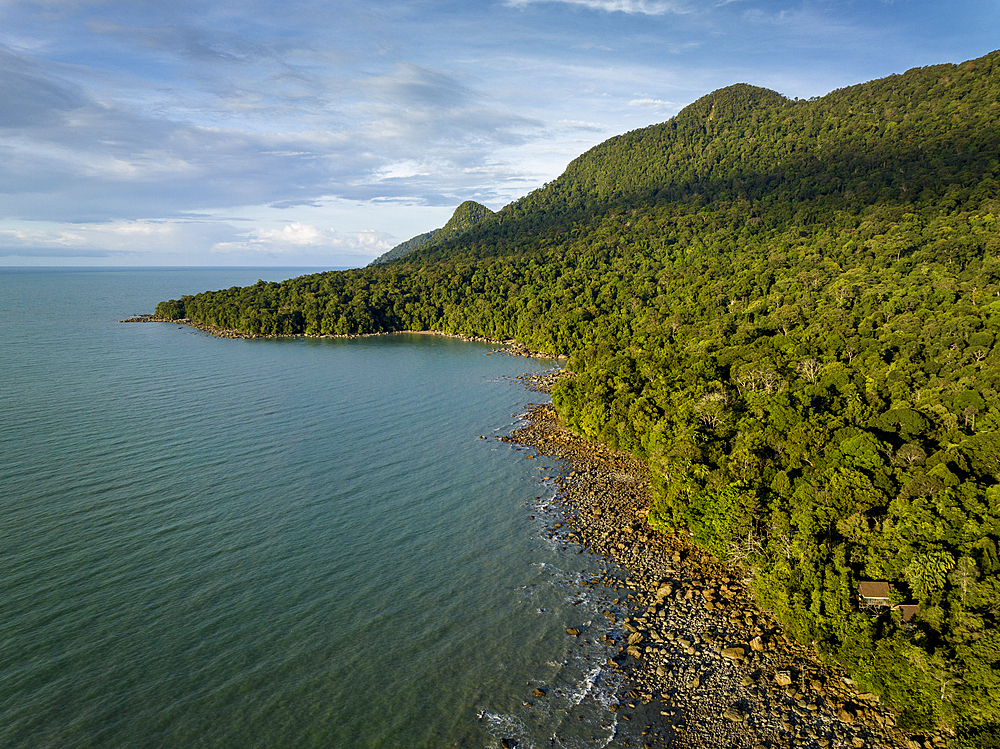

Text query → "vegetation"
[368,229,438,266]
[158,51,1000,739]
[368,200,494,265]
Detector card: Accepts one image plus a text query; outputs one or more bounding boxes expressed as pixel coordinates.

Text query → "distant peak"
[439,200,494,236]
[677,83,787,123]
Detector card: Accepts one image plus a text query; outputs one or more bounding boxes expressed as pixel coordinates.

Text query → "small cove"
[1,268,630,749]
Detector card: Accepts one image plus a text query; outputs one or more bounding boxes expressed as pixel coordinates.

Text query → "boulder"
[532,688,547,698]
[720,647,746,662]
[775,671,793,687]
[654,584,673,601]
[750,635,766,652]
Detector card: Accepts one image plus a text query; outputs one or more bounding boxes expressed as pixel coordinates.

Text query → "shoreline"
[509,399,924,749]
[120,314,567,359]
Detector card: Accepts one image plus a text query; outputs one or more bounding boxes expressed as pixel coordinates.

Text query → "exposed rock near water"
[119,315,258,338]
[507,400,919,749]
[119,314,172,323]
[120,316,569,359]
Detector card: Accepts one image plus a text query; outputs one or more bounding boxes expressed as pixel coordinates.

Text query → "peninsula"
[157,51,1000,745]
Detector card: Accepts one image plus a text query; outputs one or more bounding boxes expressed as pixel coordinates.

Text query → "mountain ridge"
[368,200,494,266]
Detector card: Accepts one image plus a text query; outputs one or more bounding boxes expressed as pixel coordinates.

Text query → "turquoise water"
[0,269,629,749]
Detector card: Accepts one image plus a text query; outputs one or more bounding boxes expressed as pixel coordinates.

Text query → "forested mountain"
[368,200,494,265]
[368,229,438,266]
[157,51,1000,741]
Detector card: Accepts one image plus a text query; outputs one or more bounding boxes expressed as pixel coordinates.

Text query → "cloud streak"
[0,48,545,226]
[506,0,689,15]
[211,224,393,257]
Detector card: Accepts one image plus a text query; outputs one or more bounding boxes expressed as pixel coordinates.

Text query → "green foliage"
[905,551,956,598]
[686,482,759,559]
[158,50,1000,733]
[368,200,495,265]
[155,298,186,319]
[369,229,439,266]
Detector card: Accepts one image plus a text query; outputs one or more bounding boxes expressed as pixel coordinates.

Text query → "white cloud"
[0,216,396,265]
[627,97,678,108]
[0,219,225,258]
[506,0,689,15]
[210,223,394,257]
[555,119,607,131]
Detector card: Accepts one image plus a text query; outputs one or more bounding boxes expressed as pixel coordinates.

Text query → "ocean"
[0,268,633,749]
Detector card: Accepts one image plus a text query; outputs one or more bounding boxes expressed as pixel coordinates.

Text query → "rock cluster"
[508,402,916,749]
[121,317,569,358]
[489,341,568,359]
[511,369,575,393]
[119,314,172,323]
[120,316,260,338]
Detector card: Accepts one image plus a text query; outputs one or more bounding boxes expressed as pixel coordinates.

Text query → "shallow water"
[1,268,637,749]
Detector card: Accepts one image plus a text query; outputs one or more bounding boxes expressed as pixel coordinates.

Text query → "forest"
[157,51,1000,744]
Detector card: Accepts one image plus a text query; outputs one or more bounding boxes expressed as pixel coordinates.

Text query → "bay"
[0,268,627,749]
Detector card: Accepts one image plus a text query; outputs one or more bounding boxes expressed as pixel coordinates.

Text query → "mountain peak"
[676,83,787,123]
[439,200,494,236]
[369,200,494,265]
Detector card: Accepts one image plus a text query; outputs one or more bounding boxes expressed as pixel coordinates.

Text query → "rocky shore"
[507,401,930,749]
[120,315,567,359]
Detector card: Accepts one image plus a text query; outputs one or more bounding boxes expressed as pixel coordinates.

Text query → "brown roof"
[897,604,920,622]
[858,581,892,599]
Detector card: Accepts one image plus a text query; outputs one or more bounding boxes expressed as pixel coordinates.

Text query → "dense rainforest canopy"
[159,51,1000,742]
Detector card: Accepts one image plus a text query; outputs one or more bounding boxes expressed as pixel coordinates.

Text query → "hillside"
[157,51,1000,740]
[368,200,494,265]
[368,229,439,266]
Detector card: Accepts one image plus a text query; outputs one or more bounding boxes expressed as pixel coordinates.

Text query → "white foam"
[480,710,532,749]
[570,663,603,705]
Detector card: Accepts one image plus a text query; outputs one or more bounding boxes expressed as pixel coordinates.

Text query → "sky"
[0,0,997,267]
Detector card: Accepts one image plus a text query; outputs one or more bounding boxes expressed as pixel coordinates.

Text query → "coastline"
[508,397,925,749]
[118,316,930,747]
[120,314,567,359]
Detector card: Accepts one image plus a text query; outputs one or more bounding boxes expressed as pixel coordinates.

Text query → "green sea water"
[1,269,634,749]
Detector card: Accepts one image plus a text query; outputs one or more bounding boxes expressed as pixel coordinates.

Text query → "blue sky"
[1,0,997,266]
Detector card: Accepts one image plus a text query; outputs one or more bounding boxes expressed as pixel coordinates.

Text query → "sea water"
[0,268,640,749]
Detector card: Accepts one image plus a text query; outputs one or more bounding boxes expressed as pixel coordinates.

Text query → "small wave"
[481,710,532,749]
[569,664,603,706]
